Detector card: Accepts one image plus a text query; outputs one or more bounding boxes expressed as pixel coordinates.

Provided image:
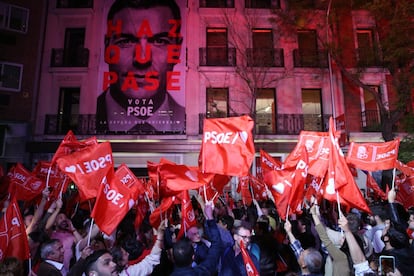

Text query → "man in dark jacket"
[170,201,222,276]
[37,239,65,276]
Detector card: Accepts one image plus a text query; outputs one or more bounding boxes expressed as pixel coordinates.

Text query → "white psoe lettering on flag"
[64,154,112,174]
[204,131,248,144]
[103,182,124,206]
[376,149,395,160]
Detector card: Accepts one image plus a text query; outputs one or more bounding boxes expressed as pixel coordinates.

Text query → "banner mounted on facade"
[96,0,187,134]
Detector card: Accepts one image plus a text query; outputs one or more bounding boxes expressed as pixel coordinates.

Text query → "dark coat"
[170,220,223,276]
[37,262,63,276]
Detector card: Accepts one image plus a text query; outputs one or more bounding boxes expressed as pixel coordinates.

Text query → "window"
[256,88,276,134]
[356,29,379,66]
[302,89,323,131]
[64,28,86,66]
[0,62,23,92]
[0,2,29,33]
[296,30,319,67]
[362,86,380,129]
[206,28,228,66]
[58,87,80,133]
[249,29,276,67]
[207,88,228,118]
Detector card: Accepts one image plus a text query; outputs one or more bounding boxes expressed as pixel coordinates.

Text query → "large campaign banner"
[96,0,186,134]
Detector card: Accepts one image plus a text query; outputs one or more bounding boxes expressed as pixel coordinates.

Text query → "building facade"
[1,0,401,176]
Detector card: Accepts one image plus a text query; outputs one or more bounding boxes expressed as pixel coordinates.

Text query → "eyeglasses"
[237,233,251,240]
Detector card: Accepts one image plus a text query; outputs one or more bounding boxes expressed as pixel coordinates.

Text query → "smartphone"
[379,255,395,275]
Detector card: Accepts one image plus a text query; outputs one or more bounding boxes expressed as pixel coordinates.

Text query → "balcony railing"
[293,49,328,68]
[199,0,234,8]
[43,112,383,135]
[44,114,186,135]
[246,48,284,67]
[56,0,93,8]
[199,47,236,66]
[199,113,331,135]
[356,48,382,67]
[361,110,381,131]
[50,48,89,67]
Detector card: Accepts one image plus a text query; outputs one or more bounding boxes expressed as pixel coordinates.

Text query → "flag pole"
[87,218,94,246]
[203,184,208,203]
[46,165,52,189]
[392,167,396,190]
[286,205,290,221]
[336,191,342,218]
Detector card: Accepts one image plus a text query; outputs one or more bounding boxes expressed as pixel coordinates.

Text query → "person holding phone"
[379,189,414,276]
[379,255,395,275]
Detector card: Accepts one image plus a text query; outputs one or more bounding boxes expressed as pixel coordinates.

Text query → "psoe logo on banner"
[203,131,249,145]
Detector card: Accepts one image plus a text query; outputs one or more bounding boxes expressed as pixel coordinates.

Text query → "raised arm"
[45,198,63,230]
[198,201,222,274]
[338,215,365,264]
[26,187,50,234]
[121,219,166,276]
[311,205,348,262]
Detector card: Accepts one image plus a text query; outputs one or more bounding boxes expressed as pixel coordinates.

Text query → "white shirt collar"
[45,260,64,270]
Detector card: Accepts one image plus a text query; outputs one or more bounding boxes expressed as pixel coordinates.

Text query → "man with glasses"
[218,222,260,276]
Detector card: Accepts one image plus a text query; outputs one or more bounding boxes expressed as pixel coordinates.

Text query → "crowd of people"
[0,184,413,276]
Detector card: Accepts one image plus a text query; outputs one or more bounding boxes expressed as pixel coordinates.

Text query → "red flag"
[287,145,309,214]
[33,161,71,200]
[149,196,175,229]
[51,131,98,164]
[395,174,414,210]
[365,172,387,201]
[263,166,294,220]
[259,149,283,174]
[160,163,214,192]
[198,174,230,202]
[240,240,260,276]
[199,115,255,176]
[322,118,371,214]
[176,190,197,239]
[57,142,114,201]
[238,176,253,206]
[0,197,30,261]
[284,131,332,178]
[7,163,45,201]
[134,194,149,229]
[266,145,308,220]
[91,164,143,235]
[155,159,182,199]
[395,160,414,177]
[147,161,159,186]
[249,174,268,201]
[304,176,323,203]
[346,139,400,171]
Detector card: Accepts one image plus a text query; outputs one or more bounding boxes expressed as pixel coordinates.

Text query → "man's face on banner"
[108,6,178,99]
